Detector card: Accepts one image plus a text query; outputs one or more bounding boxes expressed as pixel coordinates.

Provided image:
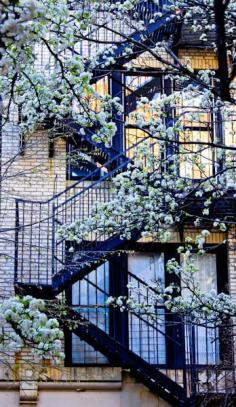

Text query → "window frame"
[65,242,228,368]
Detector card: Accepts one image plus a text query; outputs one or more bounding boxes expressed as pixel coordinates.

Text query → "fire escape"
[13,1,235,405]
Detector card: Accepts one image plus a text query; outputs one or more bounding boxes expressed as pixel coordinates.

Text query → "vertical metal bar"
[14,199,20,284]
[190,320,197,395]
[21,202,25,282]
[45,202,50,283]
[29,202,33,284]
[51,202,55,280]
[182,317,188,393]
[110,72,124,153]
[37,203,42,284]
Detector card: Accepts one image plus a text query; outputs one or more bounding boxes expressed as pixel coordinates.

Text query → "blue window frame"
[70,262,110,365]
[65,244,228,368]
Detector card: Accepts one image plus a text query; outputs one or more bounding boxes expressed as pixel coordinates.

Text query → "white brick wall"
[0,128,67,295]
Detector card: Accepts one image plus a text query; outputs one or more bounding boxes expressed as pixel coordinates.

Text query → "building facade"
[0,1,236,406]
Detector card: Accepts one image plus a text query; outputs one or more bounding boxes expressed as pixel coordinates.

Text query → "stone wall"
[0,375,172,407]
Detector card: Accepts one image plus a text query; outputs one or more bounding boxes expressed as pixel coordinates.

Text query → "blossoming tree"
[0,0,236,365]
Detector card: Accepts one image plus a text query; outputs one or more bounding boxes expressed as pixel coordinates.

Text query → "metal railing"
[14,136,158,286]
[14,0,178,286]
[70,268,187,387]
[69,266,236,396]
[72,1,176,61]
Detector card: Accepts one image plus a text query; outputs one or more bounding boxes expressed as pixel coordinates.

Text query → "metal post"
[189,319,197,396]
[51,202,55,281]
[110,72,124,153]
[14,200,20,284]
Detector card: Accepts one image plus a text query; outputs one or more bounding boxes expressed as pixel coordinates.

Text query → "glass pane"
[179,130,214,178]
[128,252,166,364]
[181,254,220,365]
[128,252,164,284]
[72,332,109,364]
[91,77,109,112]
[177,91,214,179]
[177,94,211,128]
[191,254,217,292]
[71,262,109,364]
[125,75,162,160]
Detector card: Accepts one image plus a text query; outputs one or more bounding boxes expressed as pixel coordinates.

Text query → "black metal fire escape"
[12,2,195,405]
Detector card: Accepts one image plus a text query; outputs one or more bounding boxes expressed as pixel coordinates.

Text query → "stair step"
[52,231,140,294]
[65,308,188,406]
[91,11,177,82]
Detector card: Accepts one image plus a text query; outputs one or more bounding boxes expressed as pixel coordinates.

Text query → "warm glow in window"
[125,75,162,160]
[179,130,214,179]
[178,94,211,128]
[91,77,109,112]
[125,127,160,160]
[178,94,214,179]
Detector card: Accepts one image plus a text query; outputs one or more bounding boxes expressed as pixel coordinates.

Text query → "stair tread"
[66,308,187,405]
[14,10,183,403]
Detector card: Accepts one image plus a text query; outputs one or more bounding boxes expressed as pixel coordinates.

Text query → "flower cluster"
[106,240,236,326]
[0,296,64,361]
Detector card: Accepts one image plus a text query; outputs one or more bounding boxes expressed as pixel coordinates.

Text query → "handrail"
[71,270,183,347]
[15,1,177,207]
[15,134,151,205]
[14,0,179,289]
[68,308,187,404]
[128,270,163,295]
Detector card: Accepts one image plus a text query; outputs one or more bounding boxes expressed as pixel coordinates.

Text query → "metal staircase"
[63,264,235,405]
[14,136,157,296]
[63,264,189,405]
[14,135,190,405]
[80,0,179,80]
[13,2,189,404]
[57,0,179,167]
[14,2,179,298]
[11,2,236,404]
[65,308,188,406]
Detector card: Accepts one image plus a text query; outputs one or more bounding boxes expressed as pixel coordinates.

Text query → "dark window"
[66,244,228,367]
[70,262,110,365]
[67,140,107,181]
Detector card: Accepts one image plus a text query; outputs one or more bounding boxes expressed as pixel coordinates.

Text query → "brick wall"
[0,47,235,403]
[227,227,236,299]
[178,49,219,70]
[0,128,67,295]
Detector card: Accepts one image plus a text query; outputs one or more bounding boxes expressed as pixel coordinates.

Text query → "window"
[67,139,107,180]
[178,94,215,179]
[128,252,166,364]
[124,74,164,159]
[182,253,220,365]
[67,77,109,181]
[67,245,227,368]
[70,262,109,365]
[179,129,215,179]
